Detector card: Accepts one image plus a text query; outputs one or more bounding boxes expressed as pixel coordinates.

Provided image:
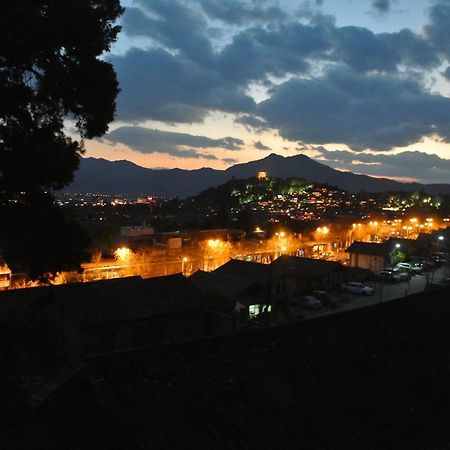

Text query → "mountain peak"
[265,152,284,160]
[69,155,450,196]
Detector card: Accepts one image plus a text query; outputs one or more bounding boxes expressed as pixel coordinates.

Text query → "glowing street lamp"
[207,239,221,249]
[316,226,330,236]
[181,257,188,274]
[114,247,132,263]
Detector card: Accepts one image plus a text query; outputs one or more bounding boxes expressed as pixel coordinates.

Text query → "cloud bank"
[104,126,244,161]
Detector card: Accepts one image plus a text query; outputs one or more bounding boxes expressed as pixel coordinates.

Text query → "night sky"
[83,0,450,184]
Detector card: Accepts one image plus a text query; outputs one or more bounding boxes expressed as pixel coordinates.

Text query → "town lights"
[114,247,132,263]
[207,239,221,249]
[317,226,329,235]
[181,257,188,274]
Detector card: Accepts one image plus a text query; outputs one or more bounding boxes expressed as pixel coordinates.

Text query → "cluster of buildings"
[346,227,449,272]
[248,186,347,222]
[1,215,449,449]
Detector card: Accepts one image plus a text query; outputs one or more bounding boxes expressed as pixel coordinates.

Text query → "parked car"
[393,268,410,281]
[417,258,436,270]
[431,254,448,265]
[376,268,402,282]
[411,262,425,274]
[312,290,340,307]
[396,262,415,273]
[298,295,322,310]
[341,282,374,296]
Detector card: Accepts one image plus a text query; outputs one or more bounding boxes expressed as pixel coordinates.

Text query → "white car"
[396,262,414,272]
[298,295,322,310]
[376,269,402,282]
[341,282,374,296]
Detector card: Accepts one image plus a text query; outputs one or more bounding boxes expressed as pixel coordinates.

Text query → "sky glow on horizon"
[84,0,450,184]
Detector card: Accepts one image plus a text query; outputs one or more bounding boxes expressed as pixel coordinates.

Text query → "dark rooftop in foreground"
[271,255,343,276]
[10,285,450,450]
[346,240,392,256]
[0,274,203,327]
[189,269,256,297]
[213,259,271,284]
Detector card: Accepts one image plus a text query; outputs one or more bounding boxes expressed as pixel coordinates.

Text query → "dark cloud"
[425,1,450,58]
[444,66,450,80]
[103,126,243,159]
[254,140,271,150]
[313,148,450,183]
[379,29,439,69]
[234,114,270,132]
[331,25,438,72]
[222,157,239,164]
[333,26,397,72]
[371,0,391,14]
[258,67,450,151]
[127,1,213,64]
[217,25,314,84]
[111,0,450,155]
[110,47,256,123]
[200,0,286,25]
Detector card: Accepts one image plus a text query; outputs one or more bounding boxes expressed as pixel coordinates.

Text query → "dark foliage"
[1,194,90,279]
[0,0,123,277]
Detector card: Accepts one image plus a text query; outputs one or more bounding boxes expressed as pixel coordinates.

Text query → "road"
[291,265,449,321]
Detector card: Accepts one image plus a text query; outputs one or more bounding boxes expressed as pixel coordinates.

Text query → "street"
[292,265,450,321]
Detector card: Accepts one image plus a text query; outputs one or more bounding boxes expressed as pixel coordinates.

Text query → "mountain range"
[66,153,450,197]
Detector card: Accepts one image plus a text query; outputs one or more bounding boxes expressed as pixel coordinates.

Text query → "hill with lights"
[67,153,450,197]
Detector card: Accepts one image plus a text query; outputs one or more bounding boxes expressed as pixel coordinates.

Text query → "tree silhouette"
[0,0,123,278]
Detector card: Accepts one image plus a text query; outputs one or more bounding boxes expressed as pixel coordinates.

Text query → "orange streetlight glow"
[114,247,132,263]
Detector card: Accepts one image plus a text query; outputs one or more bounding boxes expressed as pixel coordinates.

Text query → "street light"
[437,235,444,252]
[181,257,188,275]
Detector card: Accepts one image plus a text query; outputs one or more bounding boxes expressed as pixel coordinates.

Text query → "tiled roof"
[189,270,258,297]
[346,241,392,256]
[271,255,343,277]
[0,275,204,328]
[213,259,270,284]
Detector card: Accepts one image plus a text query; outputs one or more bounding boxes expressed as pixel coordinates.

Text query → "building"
[346,241,395,272]
[270,255,346,298]
[210,256,350,318]
[212,260,272,318]
[190,269,270,321]
[0,274,226,361]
